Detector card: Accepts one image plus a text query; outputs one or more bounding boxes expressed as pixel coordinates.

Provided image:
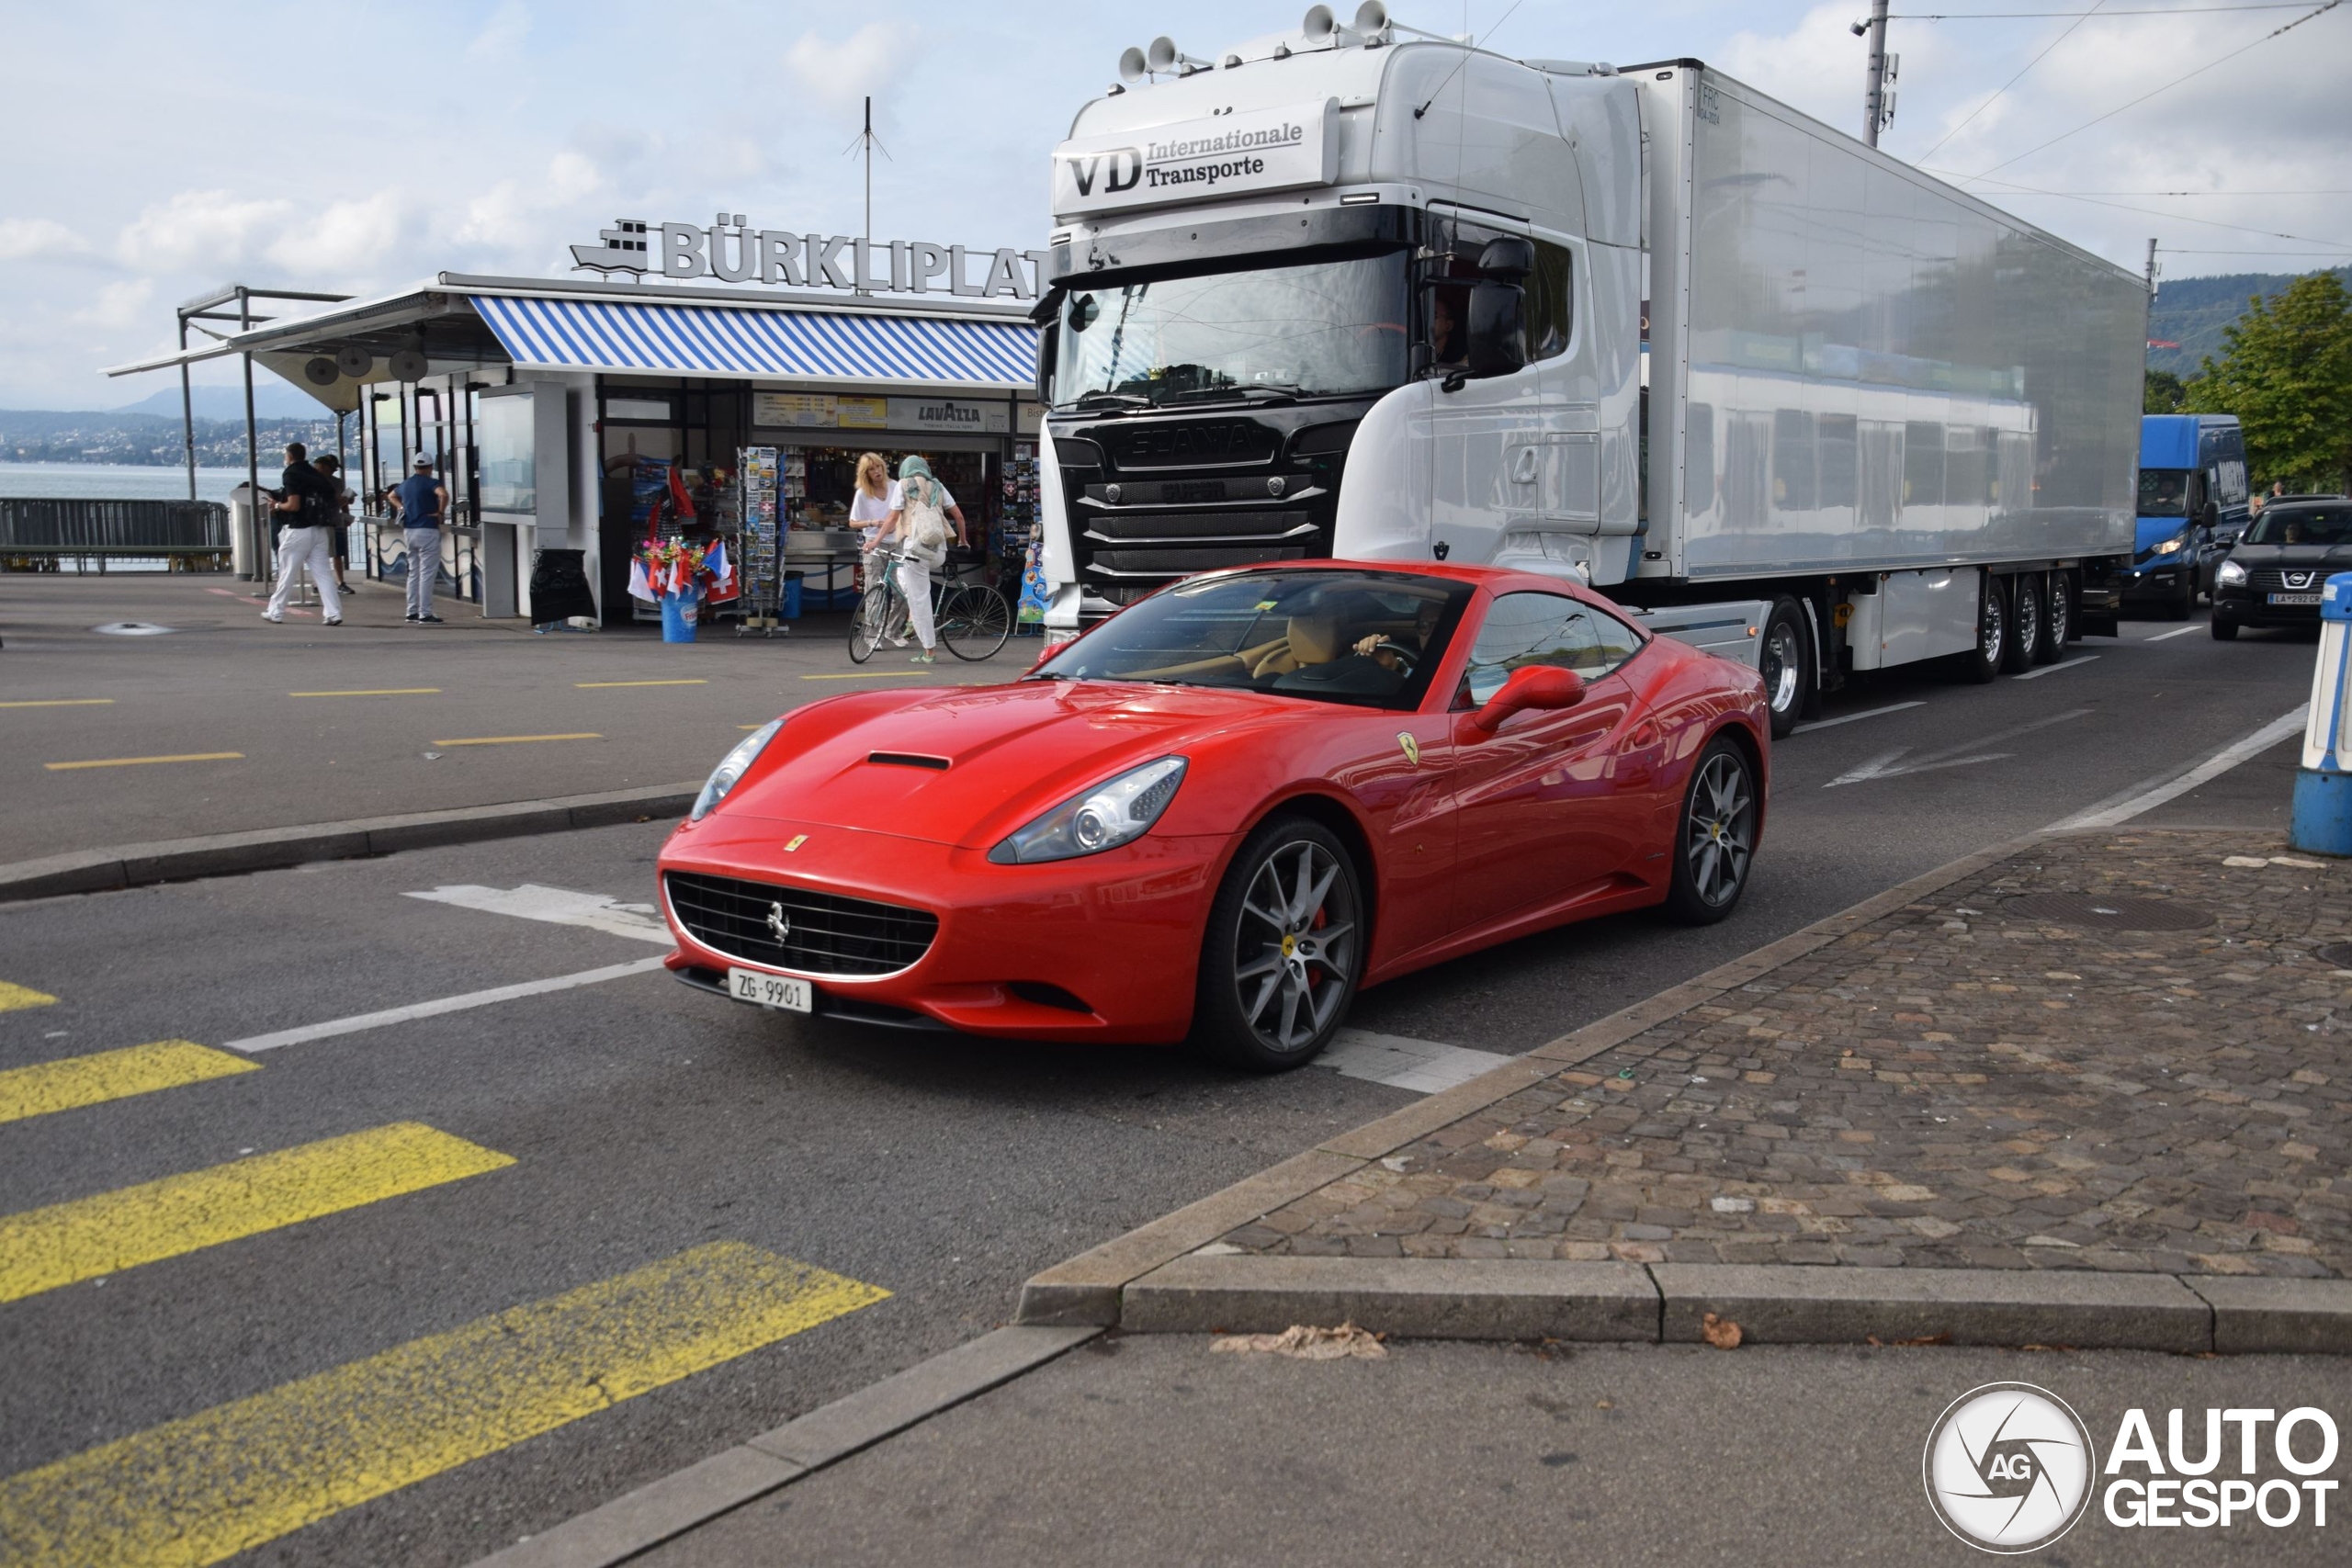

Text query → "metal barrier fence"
[1,498,232,571]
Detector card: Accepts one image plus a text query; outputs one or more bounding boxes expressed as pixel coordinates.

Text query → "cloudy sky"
[4,0,2346,410]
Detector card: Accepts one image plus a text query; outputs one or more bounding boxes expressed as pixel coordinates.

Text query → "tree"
[2143,368,2185,413]
[2184,272,2352,492]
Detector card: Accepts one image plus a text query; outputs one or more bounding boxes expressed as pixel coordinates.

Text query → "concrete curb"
[472,1325,1099,1568]
[0,783,701,902]
[1013,824,2352,1354]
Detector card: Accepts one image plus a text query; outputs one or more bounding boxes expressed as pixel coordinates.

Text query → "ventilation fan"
[302,356,338,387]
[388,348,429,381]
[335,345,373,378]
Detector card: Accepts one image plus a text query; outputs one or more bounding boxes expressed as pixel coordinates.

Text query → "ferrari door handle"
[1629,719,1663,750]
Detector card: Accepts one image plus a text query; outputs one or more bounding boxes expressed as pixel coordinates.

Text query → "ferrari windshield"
[1052,254,1409,408]
[1032,570,1472,710]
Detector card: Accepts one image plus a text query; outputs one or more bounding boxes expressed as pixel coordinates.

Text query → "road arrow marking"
[1824,709,2089,788]
[405,883,671,943]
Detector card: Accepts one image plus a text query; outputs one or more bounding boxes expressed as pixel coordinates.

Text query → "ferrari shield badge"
[785,834,808,852]
[1396,732,1421,766]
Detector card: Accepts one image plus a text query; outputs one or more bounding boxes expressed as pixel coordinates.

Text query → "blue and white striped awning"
[469,294,1037,389]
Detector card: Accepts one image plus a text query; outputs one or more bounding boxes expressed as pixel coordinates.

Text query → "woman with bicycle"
[881,455,967,664]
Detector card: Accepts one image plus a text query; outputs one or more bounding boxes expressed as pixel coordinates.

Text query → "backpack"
[901,477,949,564]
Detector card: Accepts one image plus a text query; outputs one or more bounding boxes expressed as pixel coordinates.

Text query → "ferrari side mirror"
[1465,664,1584,734]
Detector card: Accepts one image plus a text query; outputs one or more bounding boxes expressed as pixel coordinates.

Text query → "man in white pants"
[262,441,342,625]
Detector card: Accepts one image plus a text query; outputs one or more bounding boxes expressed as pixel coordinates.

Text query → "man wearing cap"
[387,455,449,624]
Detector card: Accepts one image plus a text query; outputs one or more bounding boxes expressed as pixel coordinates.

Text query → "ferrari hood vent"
[867,750,952,771]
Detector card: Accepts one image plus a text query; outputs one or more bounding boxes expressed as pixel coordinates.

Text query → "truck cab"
[1035,14,1643,631]
[2127,412,2249,615]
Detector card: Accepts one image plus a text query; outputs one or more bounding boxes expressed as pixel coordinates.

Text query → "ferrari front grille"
[664,871,938,978]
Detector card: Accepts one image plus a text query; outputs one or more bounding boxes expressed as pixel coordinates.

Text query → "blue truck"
[2128,412,2250,616]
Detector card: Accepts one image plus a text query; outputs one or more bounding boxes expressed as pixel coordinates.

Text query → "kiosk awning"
[470,294,1038,389]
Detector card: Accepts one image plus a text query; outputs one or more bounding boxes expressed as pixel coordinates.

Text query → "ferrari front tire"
[1665,736,1758,926]
[1193,817,1364,1072]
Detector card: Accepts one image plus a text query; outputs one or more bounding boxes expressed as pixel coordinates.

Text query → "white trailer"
[1033,7,2147,733]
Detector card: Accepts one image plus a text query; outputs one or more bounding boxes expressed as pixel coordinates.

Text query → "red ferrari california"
[658,561,1768,1069]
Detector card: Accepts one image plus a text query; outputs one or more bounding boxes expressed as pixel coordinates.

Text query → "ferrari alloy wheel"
[1194,818,1364,1071]
[1666,737,1757,926]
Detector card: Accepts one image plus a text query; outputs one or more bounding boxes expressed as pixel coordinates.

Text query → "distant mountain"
[0,406,338,468]
[113,381,331,420]
[2148,267,2352,377]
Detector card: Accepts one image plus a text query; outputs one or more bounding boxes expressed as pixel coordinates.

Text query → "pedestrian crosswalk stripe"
[0,1242,888,1568]
[0,1122,513,1304]
[0,983,56,1015]
[0,1041,258,1125]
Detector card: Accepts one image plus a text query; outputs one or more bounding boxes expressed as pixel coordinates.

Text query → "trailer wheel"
[2044,570,2074,654]
[2003,575,2041,673]
[1962,574,2005,683]
[1758,597,1810,739]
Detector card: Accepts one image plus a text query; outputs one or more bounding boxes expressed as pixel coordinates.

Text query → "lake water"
[0,462,251,504]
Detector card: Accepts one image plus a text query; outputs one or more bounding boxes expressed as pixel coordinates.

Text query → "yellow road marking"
[288,688,442,697]
[429,733,602,747]
[0,699,114,709]
[799,671,935,681]
[43,752,243,772]
[0,1122,512,1304]
[0,1041,257,1125]
[0,1242,887,1568]
[577,679,707,688]
[0,983,57,1015]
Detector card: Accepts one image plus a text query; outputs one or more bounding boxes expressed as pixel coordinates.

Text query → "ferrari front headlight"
[989,756,1188,863]
[691,718,782,822]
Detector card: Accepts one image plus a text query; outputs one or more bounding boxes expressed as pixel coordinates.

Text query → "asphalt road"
[0,573,1023,863]
[0,607,2320,1566]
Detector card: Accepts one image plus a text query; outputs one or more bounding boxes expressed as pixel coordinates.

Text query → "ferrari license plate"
[2269,592,2322,605]
[729,968,812,1012]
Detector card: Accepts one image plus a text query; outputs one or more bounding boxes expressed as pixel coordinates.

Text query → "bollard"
[2290,572,2352,855]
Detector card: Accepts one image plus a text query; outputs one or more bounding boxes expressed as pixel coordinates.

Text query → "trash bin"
[660,592,701,643]
[783,570,805,620]
[2290,571,2352,854]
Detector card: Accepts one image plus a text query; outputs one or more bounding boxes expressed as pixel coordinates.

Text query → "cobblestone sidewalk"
[1220,829,2352,1280]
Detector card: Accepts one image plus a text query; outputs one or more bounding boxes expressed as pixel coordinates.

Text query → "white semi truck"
[1030,5,2147,735]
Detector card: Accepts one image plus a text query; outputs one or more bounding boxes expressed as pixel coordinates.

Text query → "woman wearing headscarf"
[882,454,967,664]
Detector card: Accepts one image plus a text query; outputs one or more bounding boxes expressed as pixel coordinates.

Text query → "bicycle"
[848,545,1012,663]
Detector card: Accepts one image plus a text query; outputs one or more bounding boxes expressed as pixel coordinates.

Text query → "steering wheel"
[1369,638,1418,677]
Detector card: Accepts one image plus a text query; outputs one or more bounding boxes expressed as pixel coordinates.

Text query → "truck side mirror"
[1476,236,1535,279]
[1462,280,1528,381]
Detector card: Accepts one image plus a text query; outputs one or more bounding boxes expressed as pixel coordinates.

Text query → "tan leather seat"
[1250,615,1344,677]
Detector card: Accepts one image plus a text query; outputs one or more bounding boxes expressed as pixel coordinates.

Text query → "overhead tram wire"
[1955,0,2346,182]
[1888,5,2313,15]
[1916,0,2111,162]
[1919,168,2352,249]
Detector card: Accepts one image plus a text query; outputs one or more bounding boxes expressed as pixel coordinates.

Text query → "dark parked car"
[2211,498,2352,639]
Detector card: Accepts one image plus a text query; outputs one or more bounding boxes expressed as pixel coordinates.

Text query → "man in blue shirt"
[388,454,448,624]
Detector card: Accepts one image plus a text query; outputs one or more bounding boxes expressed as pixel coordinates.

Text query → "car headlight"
[2154,535,2184,555]
[988,756,1188,864]
[690,718,783,822]
[2217,558,2248,587]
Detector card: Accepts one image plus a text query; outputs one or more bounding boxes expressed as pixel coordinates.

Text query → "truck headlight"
[2216,558,2247,588]
[989,757,1187,863]
[691,718,783,822]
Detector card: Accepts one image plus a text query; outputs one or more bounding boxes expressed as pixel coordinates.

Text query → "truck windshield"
[2138,468,2191,517]
[1053,253,1409,409]
[1030,568,1469,711]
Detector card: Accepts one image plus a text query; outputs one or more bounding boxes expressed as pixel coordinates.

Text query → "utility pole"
[844,96,891,298]
[1862,0,1893,148]
[2144,238,2160,297]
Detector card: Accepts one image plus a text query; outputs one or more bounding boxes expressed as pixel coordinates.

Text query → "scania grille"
[664,871,938,978]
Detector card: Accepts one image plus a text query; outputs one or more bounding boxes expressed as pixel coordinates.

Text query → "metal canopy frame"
[171,284,349,506]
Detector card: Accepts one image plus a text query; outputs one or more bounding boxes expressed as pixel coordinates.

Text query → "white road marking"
[2048,704,2310,831]
[2014,655,2099,680]
[1791,702,1923,735]
[405,883,671,944]
[223,957,669,1054]
[2143,625,2205,642]
[1321,1028,1513,1094]
[1826,708,2092,788]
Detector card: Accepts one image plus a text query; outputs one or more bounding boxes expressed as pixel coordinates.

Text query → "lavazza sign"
[571,216,1051,301]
